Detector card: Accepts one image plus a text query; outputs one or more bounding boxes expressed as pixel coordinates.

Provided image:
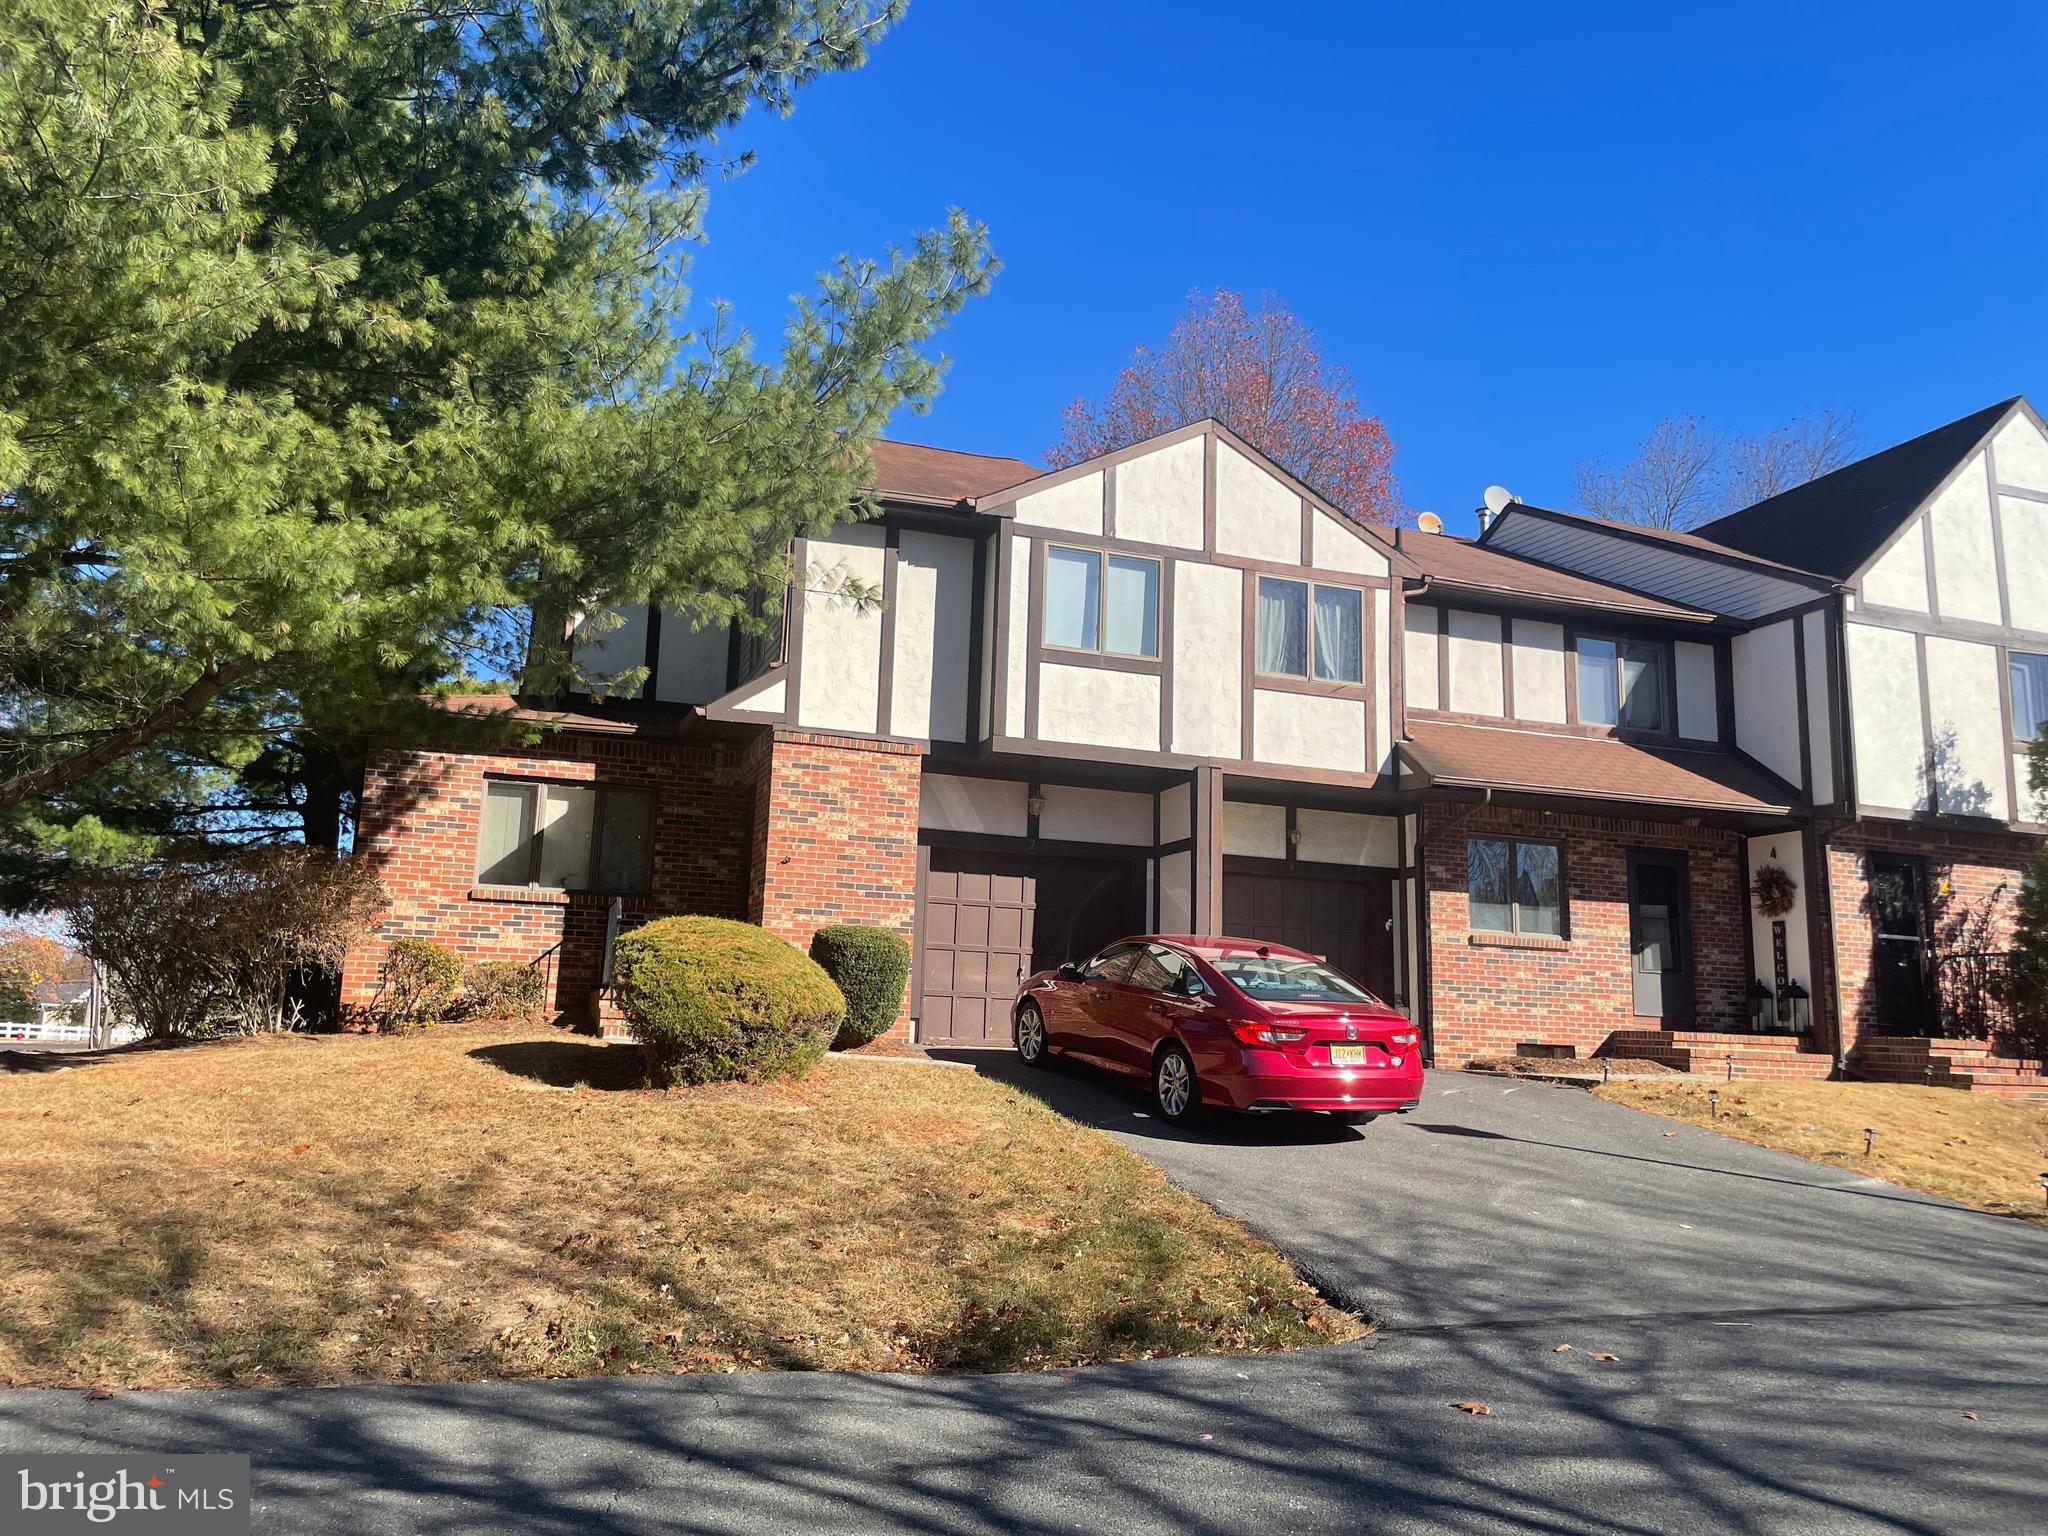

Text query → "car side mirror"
[1057,961,1083,981]
[1176,970,1204,997]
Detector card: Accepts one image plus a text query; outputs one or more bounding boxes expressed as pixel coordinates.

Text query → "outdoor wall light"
[1777,979,1810,1034]
[1288,826,1303,847]
[1026,794,1046,820]
[1747,979,1774,1033]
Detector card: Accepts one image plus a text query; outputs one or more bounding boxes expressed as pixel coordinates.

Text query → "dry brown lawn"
[1595,1078,2048,1225]
[0,1021,1359,1390]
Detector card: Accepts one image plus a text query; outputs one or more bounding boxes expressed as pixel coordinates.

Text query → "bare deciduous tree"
[1574,409,1859,530]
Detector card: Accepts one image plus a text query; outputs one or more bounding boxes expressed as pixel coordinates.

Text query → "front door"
[1869,854,1934,1034]
[1627,850,1694,1019]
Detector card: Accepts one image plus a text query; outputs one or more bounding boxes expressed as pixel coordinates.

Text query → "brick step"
[1600,1029,1832,1079]
[1612,1030,1817,1051]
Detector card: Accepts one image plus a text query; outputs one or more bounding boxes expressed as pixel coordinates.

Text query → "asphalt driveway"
[3,1064,2044,1534]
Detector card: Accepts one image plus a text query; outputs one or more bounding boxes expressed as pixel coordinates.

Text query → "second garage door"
[918,848,1145,1047]
[1223,871,1393,1001]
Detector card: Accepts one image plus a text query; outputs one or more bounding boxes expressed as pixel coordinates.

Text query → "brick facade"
[1817,818,2037,1054]
[750,731,922,1036]
[1420,801,1751,1065]
[340,730,761,1020]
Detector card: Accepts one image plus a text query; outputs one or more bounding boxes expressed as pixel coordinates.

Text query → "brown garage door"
[1223,871,1393,1001]
[918,848,1145,1047]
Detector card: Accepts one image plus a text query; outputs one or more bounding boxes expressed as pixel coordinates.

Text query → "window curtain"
[1312,587,1363,682]
[1257,578,1307,675]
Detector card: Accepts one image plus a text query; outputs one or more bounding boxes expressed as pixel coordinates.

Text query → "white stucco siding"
[920,775,1028,836]
[1114,438,1205,549]
[2002,496,2048,633]
[1372,589,1392,772]
[652,607,729,704]
[1404,603,1441,709]
[571,604,648,690]
[1509,620,1567,724]
[1170,560,1243,757]
[1311,509,1390,576]
[1860,517,1930,613]
[1221,801,1287,858]
[1445,610,1505,717]
[1038,663,1161,751]
[1732,620,1802,788]
[2017,755,2046,824]
[1925,635,2009,820]
[731,678,784,715]
[797,526,887,733]
[1158,782,1192,844]
[1928,453,2001,625]
[1800,613,1834,804]
[1295,809,1399,867]
[1745,831,1812,999]
[1251,690,1366,772]
[1675,640,1719,742]
[1037,785,1154,846]
[1004,538,1029,736]
[1993,410,2048,490]
[1159,851,1193,931]
[1845,623,1926,811]
[1014,472,1104,536]
[1213,443,1302,564]
[890,530,975,742]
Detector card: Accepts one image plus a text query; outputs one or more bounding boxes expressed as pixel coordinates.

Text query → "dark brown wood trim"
[1239,569,1257,761]
[1193,765,1225,931]
[1202,430,1219,558]
[910,842,930,1026]
[1159,556,1177,753]
[976,419,1214,515]
[965,528,990,742]
[876,531,901,738]
[1822,602,1847,808]
[1037,647,1164,676]
[1102,457,1118,542]
[1714,636,1736,748]
[1222,853,1399,881]
[919,828,1150,862]
[785,538,809,727]
[1987,443,2014,630]
[1801,826,1838,1060]
[1843,604,2048,649]
[1024,538,1044,739]
[1363,588,1377,771]
[1435,616,1451,714]
[1997,639,2022,822]
[989,529,1013,738]
[1744,592,1842,629]
[1225,553,1392,588]
[1915,631,1936,814]
[1299,496,1314,568]
[1249,672,1369,700]
[1389,580,1408,758]
[639,602,663,703]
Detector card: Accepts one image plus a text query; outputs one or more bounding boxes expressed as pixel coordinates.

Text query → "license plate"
[1328,1044,1367,1066]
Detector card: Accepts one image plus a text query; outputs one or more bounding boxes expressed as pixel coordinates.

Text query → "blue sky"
[687,2,2048,535]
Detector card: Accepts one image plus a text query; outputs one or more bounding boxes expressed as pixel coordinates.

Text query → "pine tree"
[0,2,993,876]
[2011,736,2048,1056]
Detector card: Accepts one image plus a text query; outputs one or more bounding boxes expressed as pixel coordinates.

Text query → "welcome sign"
[3,1455,249,1533]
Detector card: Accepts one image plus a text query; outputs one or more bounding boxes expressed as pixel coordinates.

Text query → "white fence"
[1,1017,142,1046]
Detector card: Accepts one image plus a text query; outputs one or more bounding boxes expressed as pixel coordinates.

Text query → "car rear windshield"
[1212,956,1378,1005]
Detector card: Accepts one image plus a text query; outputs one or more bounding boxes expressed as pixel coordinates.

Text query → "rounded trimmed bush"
[612,917,846,1087]
[379,938,463,1031]
[809,925,911,1049]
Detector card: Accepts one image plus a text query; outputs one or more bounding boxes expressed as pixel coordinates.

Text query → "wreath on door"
[1750,862,1797,918]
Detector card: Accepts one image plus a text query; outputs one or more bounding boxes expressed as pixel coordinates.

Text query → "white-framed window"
[1255,576,1363,683]
[476,779,654,894]
[1577,636,1668,731]
[1043,546,1160,658]
[2011,652,2048,741]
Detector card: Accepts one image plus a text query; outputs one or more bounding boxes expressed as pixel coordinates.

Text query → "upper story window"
[1577,636,1667,732]
[2012,652,2048,741]
[1256,577,1363,683]
[1044,546,1159,658]
[476,778,654,895]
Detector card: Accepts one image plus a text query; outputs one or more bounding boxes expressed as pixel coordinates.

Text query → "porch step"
[591,987,631,1041]
[1848,1036,2046,1095]
[1599,1030,1835,1080]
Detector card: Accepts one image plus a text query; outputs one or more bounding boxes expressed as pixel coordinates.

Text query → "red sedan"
[1012,935,1423,1126]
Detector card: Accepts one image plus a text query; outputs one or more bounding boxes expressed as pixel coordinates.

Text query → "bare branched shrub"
[62,849,387,1038]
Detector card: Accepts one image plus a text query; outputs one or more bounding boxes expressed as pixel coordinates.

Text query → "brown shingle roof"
[866,439,1038,506]
[1401,718,1796,815]
[1390,531,1719,622]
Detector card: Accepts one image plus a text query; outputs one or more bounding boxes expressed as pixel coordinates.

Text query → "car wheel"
[1015,1001,1051,1067]
[1152,1042,1204,1125]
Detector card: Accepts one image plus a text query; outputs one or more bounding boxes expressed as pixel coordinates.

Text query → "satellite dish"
[1482,485,1518,516]
[1416,511,1444,535]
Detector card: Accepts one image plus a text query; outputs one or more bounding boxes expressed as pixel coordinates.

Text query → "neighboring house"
[340,403,2048,1092]
[1,973,92,1042]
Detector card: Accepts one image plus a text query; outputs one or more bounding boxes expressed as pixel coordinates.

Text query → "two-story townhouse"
[339,401,2046,1093]
[1482,397,2048,1091]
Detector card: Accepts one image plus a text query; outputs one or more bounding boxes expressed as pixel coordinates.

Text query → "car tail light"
[1391,1031,1418,1047]
[1233,1022,1307,1047]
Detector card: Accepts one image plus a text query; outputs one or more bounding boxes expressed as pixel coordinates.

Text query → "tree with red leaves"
[1049,289,1404,524]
